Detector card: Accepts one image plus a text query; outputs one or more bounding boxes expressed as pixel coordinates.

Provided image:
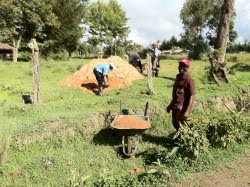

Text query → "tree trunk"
[209,0,235,84]
[29,38,40,105]
[114,42,117,56]
[12,38,21,63]
[110,42,113,56]
[147,53,154,95]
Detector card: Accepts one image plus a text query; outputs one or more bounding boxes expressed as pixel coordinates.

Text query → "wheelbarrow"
[110,102,151,157]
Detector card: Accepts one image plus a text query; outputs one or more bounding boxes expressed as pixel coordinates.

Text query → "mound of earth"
[60,56,144,93]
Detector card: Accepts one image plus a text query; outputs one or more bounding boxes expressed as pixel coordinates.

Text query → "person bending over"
[127,52,143,73]
[93,63,116,96]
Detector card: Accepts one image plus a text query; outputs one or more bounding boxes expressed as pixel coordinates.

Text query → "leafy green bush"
[175,123,209,159]
[207,114,249,148]
[18,51,31,62]
[227,55,238,63]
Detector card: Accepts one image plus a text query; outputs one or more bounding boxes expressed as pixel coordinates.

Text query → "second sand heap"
[61,56,144,93]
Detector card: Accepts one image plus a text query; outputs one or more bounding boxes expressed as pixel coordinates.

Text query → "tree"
[0,0,58,62]
[87,0,129,56]
[209,0,235,83]
[180,0,237,59]
[159,36,179,50]
[46,0,88,57]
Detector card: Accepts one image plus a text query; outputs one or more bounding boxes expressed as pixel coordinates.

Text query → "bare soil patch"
[177,151,250,187]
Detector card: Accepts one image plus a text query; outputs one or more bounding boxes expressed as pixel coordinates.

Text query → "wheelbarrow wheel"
[122,135,141,157]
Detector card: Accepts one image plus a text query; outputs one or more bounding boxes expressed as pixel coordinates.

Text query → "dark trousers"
[130,60,143,73]
[172,107,187,131]
[151,57,159,76]
[93,69,104,86]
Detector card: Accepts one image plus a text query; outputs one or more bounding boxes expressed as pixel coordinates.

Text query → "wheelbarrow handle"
[144,102,149,116]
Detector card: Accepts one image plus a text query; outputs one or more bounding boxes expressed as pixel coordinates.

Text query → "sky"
[111,0,250,46]
[91,0,250,46]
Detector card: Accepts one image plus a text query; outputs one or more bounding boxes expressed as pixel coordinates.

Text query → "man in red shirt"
[166,58,195,131]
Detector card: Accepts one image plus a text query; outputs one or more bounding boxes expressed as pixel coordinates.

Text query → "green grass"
[0,54,249,185]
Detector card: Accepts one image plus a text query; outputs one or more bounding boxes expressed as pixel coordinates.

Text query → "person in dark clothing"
[166,58,195,131]
[127,52,143,73]
[93,63,116,96]
[151,43,161,77]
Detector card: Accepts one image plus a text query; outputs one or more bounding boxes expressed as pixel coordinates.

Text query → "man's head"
[109,63,117,70]
[178,58,190,74]
[152,43,158,48]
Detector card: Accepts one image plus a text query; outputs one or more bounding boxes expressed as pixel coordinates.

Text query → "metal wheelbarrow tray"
[110,115,151,135]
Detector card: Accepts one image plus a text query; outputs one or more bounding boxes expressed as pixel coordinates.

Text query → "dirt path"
[177,151,250,187]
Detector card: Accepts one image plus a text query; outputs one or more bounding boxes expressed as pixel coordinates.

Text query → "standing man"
[166,58,195,131]
[93,63,116,96]
[151,43,161,77]
[127,52,143,73]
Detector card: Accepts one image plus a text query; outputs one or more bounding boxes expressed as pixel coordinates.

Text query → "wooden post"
[147,53,154,95]
[28,38,40,105]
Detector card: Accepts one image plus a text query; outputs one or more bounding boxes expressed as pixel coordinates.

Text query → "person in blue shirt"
[93,63,116,96]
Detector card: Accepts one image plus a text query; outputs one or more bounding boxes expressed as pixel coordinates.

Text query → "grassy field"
[0,54,249,185]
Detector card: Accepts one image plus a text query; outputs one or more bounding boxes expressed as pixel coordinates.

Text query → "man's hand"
[166,105,172,113]
[183,112,189,118]
[179,112,188,121]
[104,82,109,87]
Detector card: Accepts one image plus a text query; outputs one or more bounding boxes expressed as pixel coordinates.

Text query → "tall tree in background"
[180,0,237,59]
[0,0,58,62]
[87,0,129,56]
[209,0,235,83]
[107,0,129,55]
[48,0,88,57]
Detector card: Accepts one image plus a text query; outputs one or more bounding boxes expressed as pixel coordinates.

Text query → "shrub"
[207,114,249,148]
[175,123,209,159]
[18,51,31,62]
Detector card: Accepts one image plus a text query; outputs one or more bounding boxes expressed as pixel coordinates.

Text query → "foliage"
[180,0,237,46]
[0,0,59,43]
[180,0,237,60]
[227,40,250,53]
[160,36,179,51]
[188,35,209,60]
[175,124,209,159]
[45,0,88,57]
[87,0,129,55]
[207,114,249,148]
[78,42,91,57]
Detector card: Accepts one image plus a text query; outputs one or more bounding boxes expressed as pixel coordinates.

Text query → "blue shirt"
[95,64,110,76]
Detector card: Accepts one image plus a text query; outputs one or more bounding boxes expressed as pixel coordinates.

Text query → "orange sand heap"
[60,56,144,93]
[113,116,150,129]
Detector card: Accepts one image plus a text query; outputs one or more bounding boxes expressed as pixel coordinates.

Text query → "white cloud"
[90,0,250,45]
[118,0,185,46]
[235,0,250,43]
[119,0,250,46]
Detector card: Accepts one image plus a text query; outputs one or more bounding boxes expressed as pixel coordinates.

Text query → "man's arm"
[183,95,194,117]
[104,75,109,86]
[183,78,195,117]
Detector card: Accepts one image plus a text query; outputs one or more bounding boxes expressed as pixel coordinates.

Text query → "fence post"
[29,38,40,105]
[146,53,154,95]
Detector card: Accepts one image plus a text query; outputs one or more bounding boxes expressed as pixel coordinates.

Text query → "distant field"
[0,53,249,185]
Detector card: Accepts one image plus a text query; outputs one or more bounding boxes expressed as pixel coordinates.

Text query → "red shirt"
[172,72,195,112]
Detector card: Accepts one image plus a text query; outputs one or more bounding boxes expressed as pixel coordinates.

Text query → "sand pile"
[60,56,144,93]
